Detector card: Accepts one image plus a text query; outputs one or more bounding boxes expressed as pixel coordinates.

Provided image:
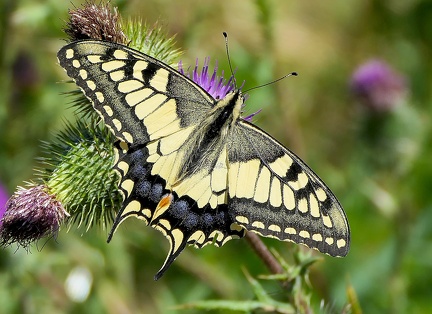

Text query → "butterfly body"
[57,40,350,279]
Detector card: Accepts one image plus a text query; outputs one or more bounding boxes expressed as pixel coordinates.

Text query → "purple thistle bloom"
[178,57,260,121]
[0,185,69,248]
[350,59,407,112]
[178,57,236,100]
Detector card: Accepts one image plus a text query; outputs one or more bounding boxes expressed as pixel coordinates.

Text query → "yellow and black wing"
[57,40,349,280]
[227,121,350,257]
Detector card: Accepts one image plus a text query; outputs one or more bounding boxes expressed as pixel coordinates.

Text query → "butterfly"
[57,40,350,279]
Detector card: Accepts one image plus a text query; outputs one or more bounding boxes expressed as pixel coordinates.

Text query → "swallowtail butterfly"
[57,40,350,279]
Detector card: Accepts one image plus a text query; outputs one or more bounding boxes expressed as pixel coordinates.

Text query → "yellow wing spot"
[65,49,74,59]
[298,198,308,214]
[122,200,141,215]
[309,194,320,218]
[337,239,347,248]
[150,68,169,92]
[268,155,293,177]
[102,60,126,72]
[254,166,270,203]
[125,88,153,107]
[268,224,281,233]
[269,177,282,207]
[142,209,152,219]
[122,132,133,143]
[235,159,260,198]
[230,223,243,232]
[109,70,125,82]
[79,69,88,79]
[87,55,102,63]
[315,188,327,202]
[322,215,333,228]
[86,80,96,91]
[112,119,122,131]
[133,60,149,79]
[299,230,310,238]
[154,224,167,237]
[120,179,134,196]
[209,230,224,242]
[228,162,240,198]
[134,93,166,120]
[288,172,309,191]
[118,79,144,93]
[251,221,265,229]
[113,49,128,59]
[72,59,81,68]
[95,92,105,103]
[312,233,323,241]
[325,237,334,245]
[284,227,297,235]
[117,161,129,175]
[235,216,249,225]
[157,219,171,230]
[283,184,295,210]
[266,234,280,240]
[103,105,113,116]
[171,229,185,252]
[188,230,205,245]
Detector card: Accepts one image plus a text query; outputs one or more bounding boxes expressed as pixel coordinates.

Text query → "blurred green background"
[1,0,432,313]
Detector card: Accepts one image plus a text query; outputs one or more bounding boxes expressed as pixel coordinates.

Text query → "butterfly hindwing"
[111,140,244,279]
[227,121,350,257]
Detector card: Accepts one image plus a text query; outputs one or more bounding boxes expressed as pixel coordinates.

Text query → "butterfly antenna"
[243,72,298,93]
[223,32,237,88]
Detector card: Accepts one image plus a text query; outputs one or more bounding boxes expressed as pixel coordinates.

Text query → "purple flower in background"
[0,183,8,225]
[350,59,407,112]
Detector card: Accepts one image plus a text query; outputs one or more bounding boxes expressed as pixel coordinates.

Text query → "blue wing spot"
[136,181,151,198]
[150,183,163,202]
[170,200,189,219]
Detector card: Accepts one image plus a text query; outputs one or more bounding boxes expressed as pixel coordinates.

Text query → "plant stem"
[245,232,283,275]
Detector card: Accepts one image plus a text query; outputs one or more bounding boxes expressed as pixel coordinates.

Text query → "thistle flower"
[178,57,236,100]
[0,184,68,248]
[178,58,259,121]
[350,59,407,112]
[64,1,127,43]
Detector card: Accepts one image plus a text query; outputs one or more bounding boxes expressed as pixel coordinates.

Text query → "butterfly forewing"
[57,40,215,145]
